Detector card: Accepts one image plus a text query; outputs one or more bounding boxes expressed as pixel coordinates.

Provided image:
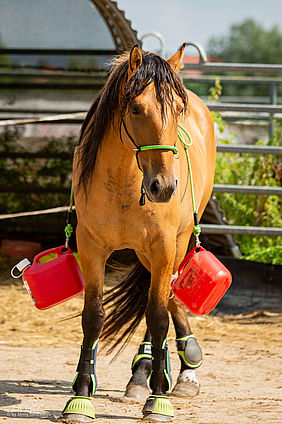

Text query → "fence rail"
[0,207,281,237]
[1,145,281,159]
[0,48,117,56]
[201,224,282,236]
[216,144,282,155]
[207,103,282,114]
[213,185,282,196]
[3,183,281,197]
[183,62,282,73]
[0,82,105,90]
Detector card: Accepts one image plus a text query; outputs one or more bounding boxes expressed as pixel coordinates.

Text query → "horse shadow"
[0,379,71,396]
[0,380,131,421]
[0,380,68,421]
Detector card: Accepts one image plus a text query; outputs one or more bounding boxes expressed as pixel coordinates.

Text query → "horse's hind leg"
[125,299,202,402]
[62,236,107,423]
[169,230,203,397]
[124,329,152,401]
[169,297,202,397]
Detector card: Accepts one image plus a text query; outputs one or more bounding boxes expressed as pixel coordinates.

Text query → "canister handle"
[33,245,71,264]
[178,245,204,275]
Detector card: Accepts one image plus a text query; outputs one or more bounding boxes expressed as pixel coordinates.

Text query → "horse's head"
[121,45,188,203]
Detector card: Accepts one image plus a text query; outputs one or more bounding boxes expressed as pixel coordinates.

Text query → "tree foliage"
[207,18,282,63]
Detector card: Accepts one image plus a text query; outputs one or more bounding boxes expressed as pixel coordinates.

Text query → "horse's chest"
[86,172,152,248]
[88,205,151,250]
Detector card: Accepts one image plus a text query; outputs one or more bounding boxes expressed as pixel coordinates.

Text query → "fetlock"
[149,339,172,393]
[125,342,152,400]
[171,334,201,397]
[129,341,152,386]
[143,339,174,420]
[62,340,98,420]
[73,339,99,396]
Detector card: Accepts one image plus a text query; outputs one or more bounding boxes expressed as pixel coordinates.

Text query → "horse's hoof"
[124,382,149,402]
[142,395,174,421]
[61,396,95,422]
[60,413,94,423]
[171,369,200,397]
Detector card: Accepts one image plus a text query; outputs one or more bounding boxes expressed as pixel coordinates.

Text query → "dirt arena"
[0,263,281,424]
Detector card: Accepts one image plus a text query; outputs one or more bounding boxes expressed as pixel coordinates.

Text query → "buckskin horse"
[62,44,216,422]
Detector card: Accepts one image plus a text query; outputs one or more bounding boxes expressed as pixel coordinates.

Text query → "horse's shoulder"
[185,89,212,116]
[184,89,215,136]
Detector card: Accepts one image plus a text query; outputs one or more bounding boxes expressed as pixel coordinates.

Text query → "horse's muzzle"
[147,177,178,203]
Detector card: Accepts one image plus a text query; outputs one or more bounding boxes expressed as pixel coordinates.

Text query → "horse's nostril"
[150,179,160,196]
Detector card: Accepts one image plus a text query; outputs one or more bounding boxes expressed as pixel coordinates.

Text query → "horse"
[62,43,216,422]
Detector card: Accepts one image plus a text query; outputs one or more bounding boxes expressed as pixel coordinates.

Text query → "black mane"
[77,50,188,192]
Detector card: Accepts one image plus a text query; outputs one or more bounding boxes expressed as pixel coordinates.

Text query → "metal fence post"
[269,83,277,140]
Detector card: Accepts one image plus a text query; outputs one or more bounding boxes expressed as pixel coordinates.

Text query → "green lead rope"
[64,147,77,248]
[65,182,74,248]
[177,124,201,246]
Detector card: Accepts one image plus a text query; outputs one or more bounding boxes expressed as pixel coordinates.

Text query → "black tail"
[101,260,151,354]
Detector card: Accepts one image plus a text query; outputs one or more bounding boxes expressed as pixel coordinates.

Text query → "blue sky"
[117,0,282,56]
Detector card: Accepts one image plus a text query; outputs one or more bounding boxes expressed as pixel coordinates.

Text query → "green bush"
[214,122,282,265]
[0,128,76,214]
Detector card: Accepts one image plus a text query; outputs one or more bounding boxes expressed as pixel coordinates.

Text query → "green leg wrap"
[73,340,98,396]
[176,334,202,369]
[142,395,174,418]
[148,339,172,392]
[62,396,95,419]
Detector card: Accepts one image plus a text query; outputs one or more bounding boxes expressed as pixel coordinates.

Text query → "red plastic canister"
[11,246,84,310]
[171,246,232,315]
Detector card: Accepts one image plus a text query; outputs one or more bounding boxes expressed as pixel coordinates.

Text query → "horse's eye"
[131,106,141,115]
[179,107,184,116]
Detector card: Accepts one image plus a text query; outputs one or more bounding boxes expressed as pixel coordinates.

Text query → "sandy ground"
[0,276,282,424]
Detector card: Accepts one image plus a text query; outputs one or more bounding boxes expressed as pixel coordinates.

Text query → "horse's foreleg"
[169,297,202,397]
[142,249,175,422]
[62,240,107,422]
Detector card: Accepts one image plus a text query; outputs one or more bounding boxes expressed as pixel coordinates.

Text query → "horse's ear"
[167,43,187,73]
[128,45,142,78]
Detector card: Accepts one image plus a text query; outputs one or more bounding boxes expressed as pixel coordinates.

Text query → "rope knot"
[65,223,73,238]
[193,225,201,237]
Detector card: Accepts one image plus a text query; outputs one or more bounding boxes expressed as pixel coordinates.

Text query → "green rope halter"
[65,126,201,247]
[136,144,179,155]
